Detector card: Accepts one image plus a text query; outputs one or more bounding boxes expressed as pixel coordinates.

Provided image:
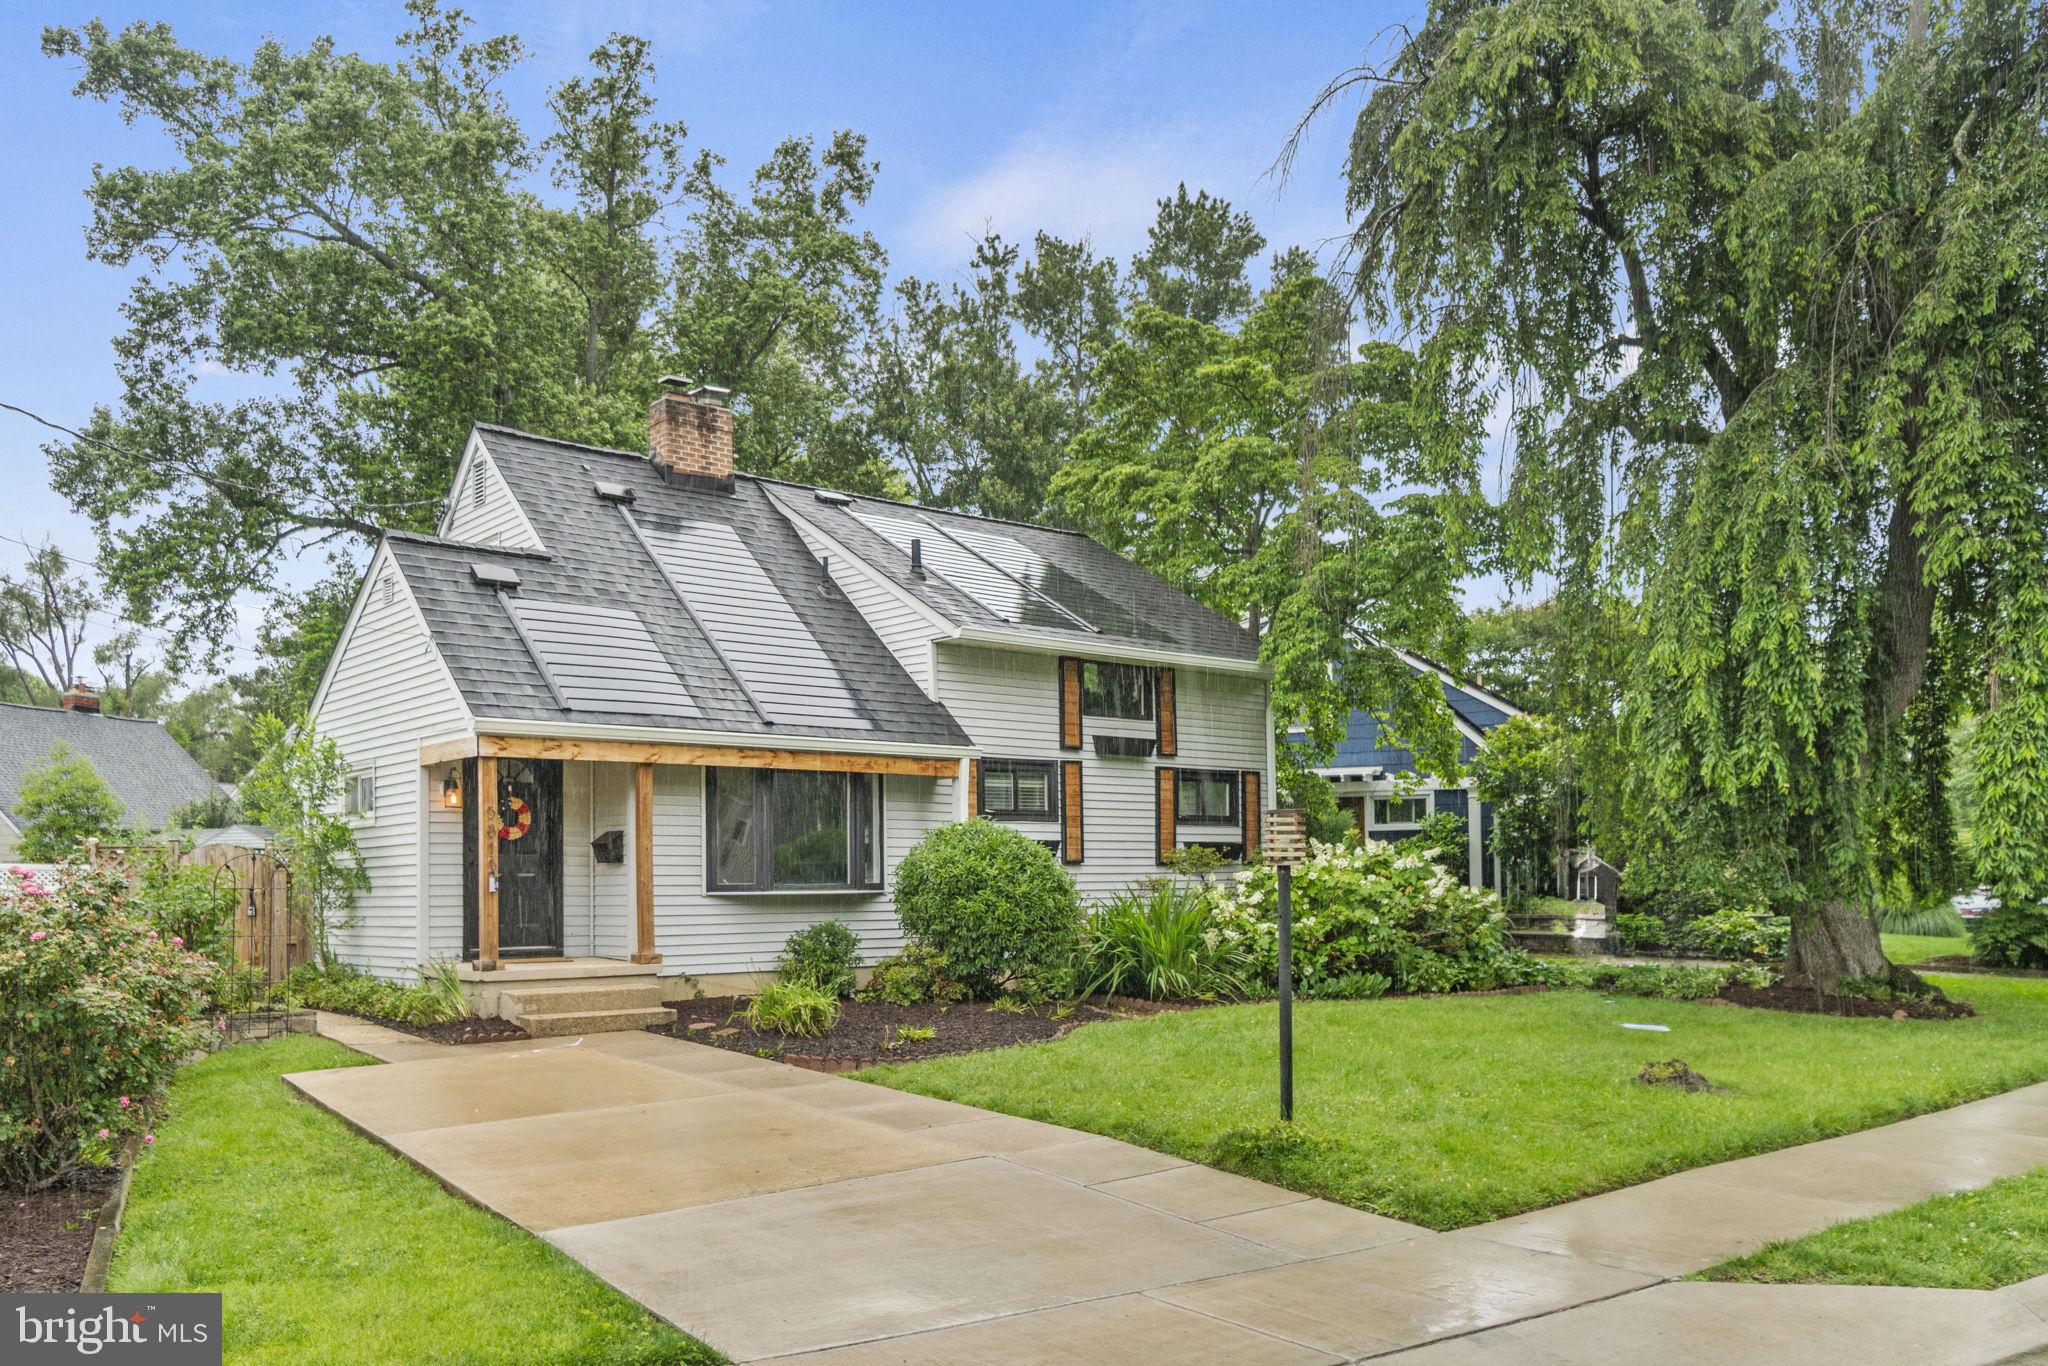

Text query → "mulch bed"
[1718,981,1975,1020]
[652,995,1201,1067]
[326,1010,531,1045]
[1,1167,120,1293]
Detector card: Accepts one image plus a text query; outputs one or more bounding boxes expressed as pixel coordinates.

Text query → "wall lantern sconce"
[442,772,462,810]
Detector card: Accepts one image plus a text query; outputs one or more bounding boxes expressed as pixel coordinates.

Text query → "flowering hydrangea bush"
[1208,838,1546,994]
[1,863,215,1190]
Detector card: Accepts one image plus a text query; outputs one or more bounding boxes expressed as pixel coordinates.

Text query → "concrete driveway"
[288,1022,2048,1363]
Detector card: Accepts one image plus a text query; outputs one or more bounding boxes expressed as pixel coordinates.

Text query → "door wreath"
[497,794,533,841]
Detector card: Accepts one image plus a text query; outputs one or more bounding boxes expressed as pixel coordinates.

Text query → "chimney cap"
[656,375,732,403]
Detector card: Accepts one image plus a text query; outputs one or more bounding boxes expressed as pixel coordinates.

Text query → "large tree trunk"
[1788,902,1895,993]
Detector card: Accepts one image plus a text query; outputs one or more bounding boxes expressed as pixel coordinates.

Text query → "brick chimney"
[649,375,735,489]
[60,682,100,714]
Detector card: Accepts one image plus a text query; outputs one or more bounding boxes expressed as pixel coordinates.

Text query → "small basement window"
[1176,769,1240,826]
[1374,795,1428,827]
[1081,661,1154,720]
[981,758,1057,821]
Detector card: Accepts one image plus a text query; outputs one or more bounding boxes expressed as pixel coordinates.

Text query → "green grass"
[1882,933,1975,965]
[109,1037,721,1366]
[859,974,2048,1231]
[1697,1166,2048,1289]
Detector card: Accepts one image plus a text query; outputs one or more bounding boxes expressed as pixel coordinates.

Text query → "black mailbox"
[591,829,626,864]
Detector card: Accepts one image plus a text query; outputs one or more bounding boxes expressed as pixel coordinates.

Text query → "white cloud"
[904,127,1196,266]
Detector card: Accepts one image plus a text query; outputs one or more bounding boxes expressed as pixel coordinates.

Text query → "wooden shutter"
[1059,658,1083,749]
[1155,669,1177,756]
[1061,760,1084,863]
[1241,770,1262,858]
[967,758,981,817]
[1156,768,1177,863]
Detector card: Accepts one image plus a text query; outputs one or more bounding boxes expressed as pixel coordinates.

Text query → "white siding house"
[308,380,1271,1022]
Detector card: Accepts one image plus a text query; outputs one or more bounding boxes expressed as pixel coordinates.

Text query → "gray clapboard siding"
[933,643,1270,902]
[314,548,472,979]
[440,445,544,550]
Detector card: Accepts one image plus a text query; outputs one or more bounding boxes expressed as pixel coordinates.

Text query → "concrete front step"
[499,981,670,1018]
[516,1005,676,1037]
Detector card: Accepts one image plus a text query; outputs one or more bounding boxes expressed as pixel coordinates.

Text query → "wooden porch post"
[475,755,500,971]
[631,762,661,965]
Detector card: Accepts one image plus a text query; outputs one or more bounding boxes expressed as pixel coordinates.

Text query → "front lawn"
[860,974,2048,1230]
[1698,1166,2048,1289]
[110,1036,720,1366]
[1882,933,1974,965]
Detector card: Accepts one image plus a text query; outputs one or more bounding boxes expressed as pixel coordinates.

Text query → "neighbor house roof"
[385,425,976,750]
[0,703,222,833]
[1310,647,1525,777]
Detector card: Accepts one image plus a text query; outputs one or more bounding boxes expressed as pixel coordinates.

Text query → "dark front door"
[463,757,564,959]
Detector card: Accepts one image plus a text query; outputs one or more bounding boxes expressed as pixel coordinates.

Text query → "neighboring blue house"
[1304,646,1524,889]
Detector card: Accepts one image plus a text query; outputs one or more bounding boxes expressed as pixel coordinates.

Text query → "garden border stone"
[77,1134,142,1293]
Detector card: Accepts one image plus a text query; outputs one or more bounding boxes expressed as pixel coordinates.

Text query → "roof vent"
[814,489,852,506]
[909,538,926,578]
[470,562,522,590]
[594,480,636,504]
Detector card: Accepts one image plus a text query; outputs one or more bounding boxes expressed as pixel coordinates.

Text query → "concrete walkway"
[288,1019,2048,1363]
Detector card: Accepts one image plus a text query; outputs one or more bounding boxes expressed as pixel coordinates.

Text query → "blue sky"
[0,0,1409,670]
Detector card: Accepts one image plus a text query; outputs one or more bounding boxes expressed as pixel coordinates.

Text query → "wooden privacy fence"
[88,841,304,986]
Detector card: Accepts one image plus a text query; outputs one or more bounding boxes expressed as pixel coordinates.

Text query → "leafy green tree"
[0,543,95,703]
[1061,263,1483,782]
[237,715,368,964]
[867,235,1064,519]
[12,745,130,861]
[1326,0,2048,986]
[1472,716,1568,909]
[165,790,239,832]
[665,131,897,494]
[1128,185,1266,326]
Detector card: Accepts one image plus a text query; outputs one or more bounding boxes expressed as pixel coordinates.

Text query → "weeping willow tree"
[1319,0,2048,986]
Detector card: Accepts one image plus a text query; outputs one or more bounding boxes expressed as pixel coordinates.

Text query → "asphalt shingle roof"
[387,426,973,749]
[0,703,222,832]
[761,484,1260,662]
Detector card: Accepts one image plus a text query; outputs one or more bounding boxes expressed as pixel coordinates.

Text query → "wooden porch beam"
[632,762,660,966]
[474,755,499,972]
[475,733,958,778]
[418,734,478,767]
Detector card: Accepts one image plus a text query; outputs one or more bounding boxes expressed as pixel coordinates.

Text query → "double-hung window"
[1373,795,1428,827]
[1176,769,1239,826]
[707,769,883,891]
[981,758,1057,821]
[1081,661,1154,720]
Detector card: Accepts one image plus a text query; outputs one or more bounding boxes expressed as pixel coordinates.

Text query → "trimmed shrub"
[859,942,968,1006]
[1081,880,1253,1001]
[1209,838,1542,994]
[1,863,215,1190]
[893,821,1082,999]
[1678,907,1791,961]
[779,921,860,997]
[740,980,839,1037]
[1972,903,2048,970]
[1612,911,1666,951]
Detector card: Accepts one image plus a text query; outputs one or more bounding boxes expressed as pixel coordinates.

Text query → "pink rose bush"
[2,863,214,1190]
